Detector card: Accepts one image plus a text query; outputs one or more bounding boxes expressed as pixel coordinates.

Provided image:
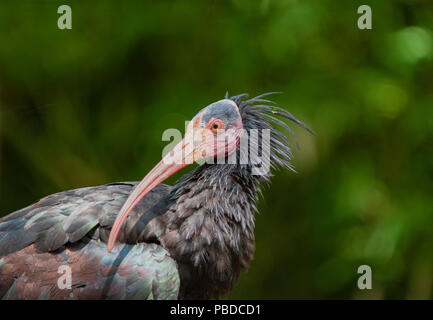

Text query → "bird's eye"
[209,119,224,133]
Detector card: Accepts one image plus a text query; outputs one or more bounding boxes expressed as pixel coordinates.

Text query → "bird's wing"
[0,182,173,256]
[0,239,180,299]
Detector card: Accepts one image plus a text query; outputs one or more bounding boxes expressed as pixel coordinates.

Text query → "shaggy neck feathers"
[158,93,312,299]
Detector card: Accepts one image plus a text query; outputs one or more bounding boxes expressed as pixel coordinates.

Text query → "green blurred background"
[0,0,432,299]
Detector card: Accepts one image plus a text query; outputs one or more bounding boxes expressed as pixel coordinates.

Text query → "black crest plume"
[226,92,315,179]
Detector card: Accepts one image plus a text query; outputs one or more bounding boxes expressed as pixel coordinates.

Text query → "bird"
[0,92,314,299]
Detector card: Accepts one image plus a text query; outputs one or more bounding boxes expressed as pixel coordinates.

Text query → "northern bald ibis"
[0,93,313,299]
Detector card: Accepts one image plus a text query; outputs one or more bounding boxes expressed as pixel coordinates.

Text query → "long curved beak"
[107,135,195,252]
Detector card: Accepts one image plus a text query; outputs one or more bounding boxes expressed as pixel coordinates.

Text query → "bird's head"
[107,92,314,252]
[107,98,244,251]
[178,98,244,164]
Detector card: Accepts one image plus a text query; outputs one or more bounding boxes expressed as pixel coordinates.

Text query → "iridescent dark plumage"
[0,92,313,299]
